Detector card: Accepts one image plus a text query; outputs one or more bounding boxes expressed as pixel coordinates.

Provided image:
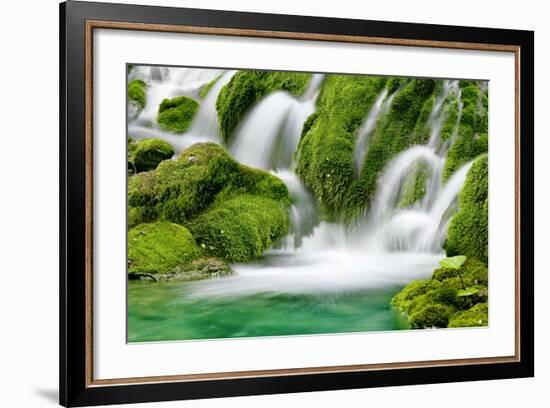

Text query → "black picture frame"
[60,1,534,406]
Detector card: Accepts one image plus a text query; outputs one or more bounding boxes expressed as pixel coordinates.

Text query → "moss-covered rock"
[398,160,430,208]
[443,82,488,180]
[216,70,312,141]
[128,79,147,110]
[157,95,200,133]
[188,194,290,261]
[445,155,488,264]
[296,74,388,217]
[128,222,202,275]
[409,304,453,328]
[128,142,291,261]
[128,142,289,226]
[130,138,175,173]
[392,255,488,329]
[448,303,488,328]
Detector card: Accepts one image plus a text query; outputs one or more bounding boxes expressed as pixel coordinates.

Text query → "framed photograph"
[60,1,534,406]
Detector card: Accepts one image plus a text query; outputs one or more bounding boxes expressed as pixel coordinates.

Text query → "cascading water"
[127,67,235,152]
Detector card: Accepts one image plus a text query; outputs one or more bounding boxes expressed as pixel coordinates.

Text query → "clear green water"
[127,281,410,342]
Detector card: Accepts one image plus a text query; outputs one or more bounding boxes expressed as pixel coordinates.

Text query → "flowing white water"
[354,88,399,173]
[230,74,324,169]
[127,67,234,152]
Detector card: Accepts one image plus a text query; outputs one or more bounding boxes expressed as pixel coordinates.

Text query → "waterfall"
[127,67,233,152]
[230,74,324,170]
[354,87,398,173]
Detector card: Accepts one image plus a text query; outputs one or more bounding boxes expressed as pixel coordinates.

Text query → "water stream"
[128,71,472,341]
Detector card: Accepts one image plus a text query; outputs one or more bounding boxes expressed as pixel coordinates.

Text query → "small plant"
[438,255,467,288]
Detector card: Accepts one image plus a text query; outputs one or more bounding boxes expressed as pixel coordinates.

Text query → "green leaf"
[457,287,480,297]
[439,255,467,270]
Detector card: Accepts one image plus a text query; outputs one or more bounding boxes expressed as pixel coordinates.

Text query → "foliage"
[398,160,430,208]
[445,155,489,264]
[130,138,175,173]
[439,255,467,270]
[128,222,202,275]
[443,82,488,180]
[409,304,453,328]
[128,79,147,110]
[295,74,388,218]
[188,194,289,261]
[216,70,312,141]
[157,95,200,133]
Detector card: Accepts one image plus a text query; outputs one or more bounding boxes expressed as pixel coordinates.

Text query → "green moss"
[216,70,312,141]
[445,155,488,264]
[296,74,388,217]
[391,279,441,314]
[188,194,289,262]
[199,75,221,99]
[448,303,488,328]
[128,222,202,274]
[343,78,438,219]
[128,142,290,240]
[128,136,137,175]
[409,304,453,328]
[128,79,147,110]
[157,95,200,133]
[443,83,488,180]
[131,138,175,173]
[398,160,430,208]
[392,254,488,329]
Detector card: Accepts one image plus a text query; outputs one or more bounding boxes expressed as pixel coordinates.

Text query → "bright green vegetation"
[445,155,488,264]
[448,303,488,328]
[157,95,200,133]
[295,74,388,218]
[216,71,312,141]
[398,160,430,208]
[128,222,202,275]
[128,142,290,262]
[199,74,221,99]
[188,194,289,261]
[128,79,147,110]
[392,257,488,328]
[128,138,175,173]
[128,282,408,342]
[345,79,438,219]
[443,82,488,180]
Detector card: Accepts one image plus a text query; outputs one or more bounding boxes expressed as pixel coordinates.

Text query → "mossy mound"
[129,142,289,226]
[392,257,488,329]
[398,160,430,208]
[448,303,488,328]
[129,138,175,173]
[188,194,289,261]
[157,95,200,133]
[128,222,202,275]
[344,78,438,219]
[128,79,147,110]
[443,82,488,180]
[216,70,312,141]
[295,74,388,217]
[128,142,290,262]
[445,155,488,263]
